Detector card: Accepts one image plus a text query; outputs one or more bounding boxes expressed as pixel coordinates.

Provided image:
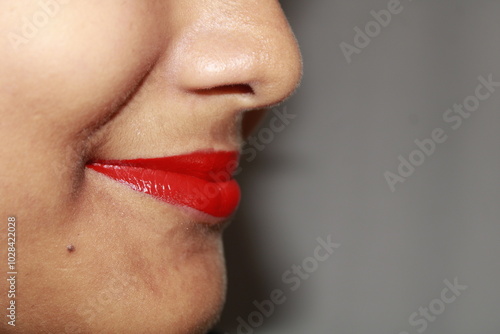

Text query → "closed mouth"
[86,151,241,219]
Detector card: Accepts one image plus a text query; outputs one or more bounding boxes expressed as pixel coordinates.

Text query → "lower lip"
[86,151,241,219]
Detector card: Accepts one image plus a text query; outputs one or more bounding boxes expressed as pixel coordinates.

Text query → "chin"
[10,175,229,334]
[15,237,227,334]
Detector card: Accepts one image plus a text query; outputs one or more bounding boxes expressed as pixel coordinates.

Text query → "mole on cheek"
[67,244,76,253]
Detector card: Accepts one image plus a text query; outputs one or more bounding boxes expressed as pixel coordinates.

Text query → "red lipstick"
[86,151,240,218]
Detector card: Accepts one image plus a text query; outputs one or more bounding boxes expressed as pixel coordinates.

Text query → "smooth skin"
[0,0,301,333]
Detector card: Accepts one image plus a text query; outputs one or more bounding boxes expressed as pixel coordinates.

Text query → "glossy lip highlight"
[86,151,241,219]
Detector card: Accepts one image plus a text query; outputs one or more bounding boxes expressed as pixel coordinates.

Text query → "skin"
[0,0,301,333]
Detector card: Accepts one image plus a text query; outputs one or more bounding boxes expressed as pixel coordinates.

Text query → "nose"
[166,0,303,110]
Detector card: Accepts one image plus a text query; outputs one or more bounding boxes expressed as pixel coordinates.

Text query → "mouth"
[86,151,241,220]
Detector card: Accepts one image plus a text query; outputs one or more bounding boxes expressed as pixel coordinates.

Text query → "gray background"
[217,0,500,333]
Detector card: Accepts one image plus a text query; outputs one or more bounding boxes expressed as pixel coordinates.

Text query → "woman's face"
[0,0,301,333]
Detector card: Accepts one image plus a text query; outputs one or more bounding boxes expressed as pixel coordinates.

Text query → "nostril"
[193,84,254,96]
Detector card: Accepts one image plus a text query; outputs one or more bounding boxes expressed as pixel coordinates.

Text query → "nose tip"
[169,1,303,109]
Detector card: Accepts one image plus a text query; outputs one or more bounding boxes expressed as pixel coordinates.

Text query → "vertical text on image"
[6,216,17,327]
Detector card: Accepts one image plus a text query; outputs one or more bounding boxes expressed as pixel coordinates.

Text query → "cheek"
[0,1,163,139]
[0,1,163,208]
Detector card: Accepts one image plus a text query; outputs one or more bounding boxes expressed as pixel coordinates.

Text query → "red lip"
[86,151,241,218]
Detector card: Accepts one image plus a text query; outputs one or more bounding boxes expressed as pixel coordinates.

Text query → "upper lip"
[93,150,239,180]
[86,150,241,219]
